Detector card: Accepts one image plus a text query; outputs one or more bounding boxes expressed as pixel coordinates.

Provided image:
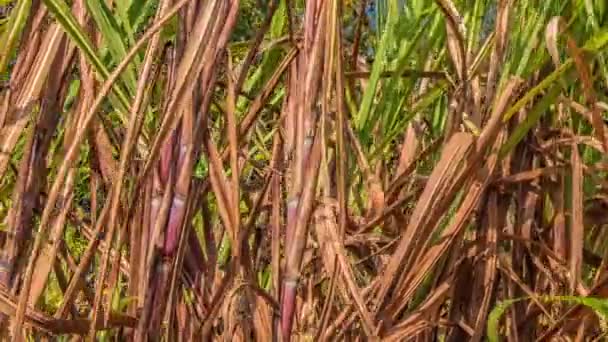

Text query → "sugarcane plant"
[1,0,608,340]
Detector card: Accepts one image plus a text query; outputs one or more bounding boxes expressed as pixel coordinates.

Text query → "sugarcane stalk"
[0,15,72,293]
[25,0,97,308]
[11,2,191,338]
[87,0,174,336]
[139,2,240,338]
[142,103,194,335]
[4,37,74,342]
[281,128,322,341]
[280,1,326,339]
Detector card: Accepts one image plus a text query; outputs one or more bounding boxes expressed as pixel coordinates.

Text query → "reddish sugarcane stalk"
[11,0,195,338]
[88,0,175,336]
[284,62,299,247]
[1,30,74,339]
[27,0,97,310]
[281,129,323,340]
[139,2,240,338]
[280,1,326,339]
[144,114,194,334]
[0,5,74,296]
[0,1,46,179]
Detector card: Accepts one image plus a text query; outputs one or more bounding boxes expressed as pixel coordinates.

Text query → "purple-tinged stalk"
[86,0,175,336]
[144,107,194,333]
[121,56,166,334]
[139,2,241,338]
[139,45,186,342]
[10,0,194,338]
[281,129,323,341]
[138,171,175,337]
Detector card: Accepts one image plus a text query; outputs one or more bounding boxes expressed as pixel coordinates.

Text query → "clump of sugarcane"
[0,2,76,331]
[280,0,327,339]
[137,1,240,338]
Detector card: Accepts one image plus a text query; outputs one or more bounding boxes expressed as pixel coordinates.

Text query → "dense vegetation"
[0,0,608,340]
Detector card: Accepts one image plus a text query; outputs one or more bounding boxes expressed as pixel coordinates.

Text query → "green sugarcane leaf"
[42,0,132,117]
[130,0,160,34]
[499,83,562,158]
[113,0,137,47]
[487,297,526,342]
[0,0,32,74]
[86,0,138,95]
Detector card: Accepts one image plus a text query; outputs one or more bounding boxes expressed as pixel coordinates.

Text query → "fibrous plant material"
[1,0,608,340]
